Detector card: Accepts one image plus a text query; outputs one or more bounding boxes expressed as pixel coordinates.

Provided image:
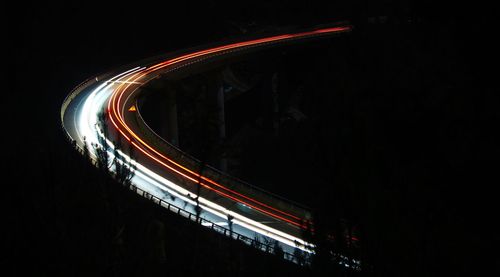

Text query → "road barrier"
[129,182,310,265]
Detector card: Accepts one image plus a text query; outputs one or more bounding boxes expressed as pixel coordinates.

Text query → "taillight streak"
[106,26,352,229]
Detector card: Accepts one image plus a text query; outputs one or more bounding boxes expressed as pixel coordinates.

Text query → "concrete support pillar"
[271,72,280,136]
[166,88,179,147]
[217,83,226,141]
[216,79,227,172]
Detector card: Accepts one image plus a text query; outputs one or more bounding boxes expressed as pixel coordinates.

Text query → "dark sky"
[4,1,497,275]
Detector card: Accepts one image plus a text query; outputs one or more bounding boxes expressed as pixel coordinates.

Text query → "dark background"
[4,1,497,276]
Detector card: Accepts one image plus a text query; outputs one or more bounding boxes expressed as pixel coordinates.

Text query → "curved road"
[61,24,358,266]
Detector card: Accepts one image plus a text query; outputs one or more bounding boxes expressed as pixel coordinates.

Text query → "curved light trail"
[61,24,359,266]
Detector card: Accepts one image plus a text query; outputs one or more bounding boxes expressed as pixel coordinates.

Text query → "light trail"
[61,24,359,263]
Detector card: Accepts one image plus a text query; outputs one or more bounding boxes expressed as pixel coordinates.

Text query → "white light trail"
[76,71,313,253]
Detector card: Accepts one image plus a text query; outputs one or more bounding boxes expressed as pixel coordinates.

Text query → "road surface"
[61,24,359,267]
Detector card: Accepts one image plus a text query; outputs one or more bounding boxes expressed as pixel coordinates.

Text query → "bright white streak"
[76,66,313,253]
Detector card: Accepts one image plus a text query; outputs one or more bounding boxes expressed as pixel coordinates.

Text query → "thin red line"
[106,26,352,228]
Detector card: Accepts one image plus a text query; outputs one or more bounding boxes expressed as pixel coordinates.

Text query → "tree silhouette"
[93,111,112,172]
[227,214,234,237]
[293,247,306,266]
[92,111,136,187]
[272,240,284,258]
[112,137,136,188]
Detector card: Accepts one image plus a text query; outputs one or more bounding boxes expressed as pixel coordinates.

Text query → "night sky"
[4,1,496,276]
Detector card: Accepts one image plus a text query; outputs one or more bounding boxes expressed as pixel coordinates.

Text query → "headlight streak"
[79,68,315,252]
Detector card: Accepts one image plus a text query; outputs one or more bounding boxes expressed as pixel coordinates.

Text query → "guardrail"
[59,136,310,266]
[129,182,359,270]
[60,71,115,142]
[59,78,309,266]
[60,77,95,127]
[129,182,309,265]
